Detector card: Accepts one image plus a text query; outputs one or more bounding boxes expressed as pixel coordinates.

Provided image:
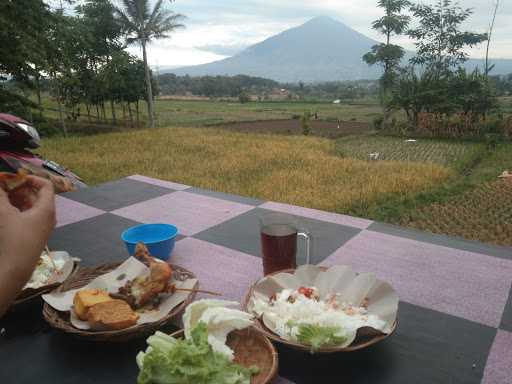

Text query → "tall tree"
[485,0,500,76]
[114,0,184,128]
[77,0,123,124]
[408,0,488,76]
[363,0,410,94]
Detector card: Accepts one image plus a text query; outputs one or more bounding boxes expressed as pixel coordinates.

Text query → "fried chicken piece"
[117,243,173,309]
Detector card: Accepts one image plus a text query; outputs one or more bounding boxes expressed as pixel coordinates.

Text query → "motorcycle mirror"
[16,122,40,148]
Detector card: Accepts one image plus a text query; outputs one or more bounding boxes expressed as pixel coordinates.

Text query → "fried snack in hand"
[47,173,75,193]
[0,169,37,209]
[0,169,29,191]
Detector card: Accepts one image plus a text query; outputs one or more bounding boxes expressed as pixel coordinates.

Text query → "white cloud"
[125,0,512,66]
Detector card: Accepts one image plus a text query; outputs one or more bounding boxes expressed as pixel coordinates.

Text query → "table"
[1,175,511,384]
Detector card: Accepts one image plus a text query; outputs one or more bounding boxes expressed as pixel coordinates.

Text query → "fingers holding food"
[0,170,55,212]
[0,168,29,191]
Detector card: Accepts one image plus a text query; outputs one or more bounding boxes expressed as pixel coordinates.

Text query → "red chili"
[298,287,314,298]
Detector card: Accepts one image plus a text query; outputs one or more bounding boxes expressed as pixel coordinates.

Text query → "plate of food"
[42,244,200,342]
[136,299,278,384]
[244,265,399,353]
[13,248,76,306]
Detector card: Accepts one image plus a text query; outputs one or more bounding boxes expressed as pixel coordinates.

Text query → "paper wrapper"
[43,257,198,330]
[247,265,399,348]
[19,251,75,295]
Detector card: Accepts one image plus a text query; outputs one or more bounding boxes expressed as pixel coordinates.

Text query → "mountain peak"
[170,17,512,82]
[305,15,341,25]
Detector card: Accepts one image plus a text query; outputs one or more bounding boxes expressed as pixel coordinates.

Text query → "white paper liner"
[247,264,399,348]
[43,257,198,330]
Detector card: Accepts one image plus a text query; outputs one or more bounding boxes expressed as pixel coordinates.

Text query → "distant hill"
[170,16,512,83]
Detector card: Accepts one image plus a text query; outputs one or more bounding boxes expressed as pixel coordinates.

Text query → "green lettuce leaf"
[295,323,347,352]
[137,322,259,384]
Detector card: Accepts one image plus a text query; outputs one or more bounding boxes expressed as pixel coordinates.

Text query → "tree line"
[156,73,379,101]
[363,0,508,138]
[0,0,183,132]
[157,74,278,98]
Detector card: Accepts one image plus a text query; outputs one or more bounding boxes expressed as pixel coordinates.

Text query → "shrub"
[35,119,62,138]
[372,115,384,130]
[238,92,250,104]
[0,88,37,120]
[412,112,510,140]
[301,111,311,136]
[389,67,498,132]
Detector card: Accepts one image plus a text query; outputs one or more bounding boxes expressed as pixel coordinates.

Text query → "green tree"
[45,10,78,134]
[77,0,124,124]
[114,0,185,128]
[363,1,410,93]
[0,0,50,118]
[408,0,488,76]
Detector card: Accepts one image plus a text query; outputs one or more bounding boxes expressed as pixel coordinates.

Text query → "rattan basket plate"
[243,267,397,353]
[12,262,79,307]
[171,327,278,384]
[43,262,198,342]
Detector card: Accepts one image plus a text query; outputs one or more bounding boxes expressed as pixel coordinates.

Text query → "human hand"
[0,176,56,315]
[0,176,56,272]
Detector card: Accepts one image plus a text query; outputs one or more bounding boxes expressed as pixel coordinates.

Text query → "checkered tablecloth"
[1,175,511,384]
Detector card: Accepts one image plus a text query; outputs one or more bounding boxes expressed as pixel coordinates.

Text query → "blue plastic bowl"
[121,224,179,261]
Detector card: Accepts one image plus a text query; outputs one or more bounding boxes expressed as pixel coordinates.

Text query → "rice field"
[400,180,512,246]
[335,135,484,168]
[39,127,452,214]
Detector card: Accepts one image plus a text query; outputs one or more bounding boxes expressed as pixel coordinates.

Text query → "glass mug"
[259,213,312,275]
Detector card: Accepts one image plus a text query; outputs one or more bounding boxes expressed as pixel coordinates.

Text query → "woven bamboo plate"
[243,267,398,353]
[171,327,278,384]
[43,262,198,342]
[12,261,79,307]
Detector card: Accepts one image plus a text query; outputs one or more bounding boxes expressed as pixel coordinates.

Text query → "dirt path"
[215,119,372,138]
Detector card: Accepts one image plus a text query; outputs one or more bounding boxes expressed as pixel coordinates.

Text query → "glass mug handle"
[297,230,311,265]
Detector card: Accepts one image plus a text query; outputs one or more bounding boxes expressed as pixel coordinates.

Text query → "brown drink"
[261,224,298,275]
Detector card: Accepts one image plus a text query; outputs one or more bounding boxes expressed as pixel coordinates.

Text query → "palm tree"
[115,0,184,128]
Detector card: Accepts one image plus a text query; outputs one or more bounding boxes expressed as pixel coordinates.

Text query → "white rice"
[252,288,386,343]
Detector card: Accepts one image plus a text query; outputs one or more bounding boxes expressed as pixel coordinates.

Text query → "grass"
[38,127,451,214]
[37,96,382,128]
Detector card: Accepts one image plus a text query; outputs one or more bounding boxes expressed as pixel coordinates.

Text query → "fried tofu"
[87,300,139,330]
[73,289,114,321]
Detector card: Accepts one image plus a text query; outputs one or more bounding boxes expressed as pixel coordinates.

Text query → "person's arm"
[0,176,55,316]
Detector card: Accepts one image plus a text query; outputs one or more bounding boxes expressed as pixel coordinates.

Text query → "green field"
[38,96,382,129]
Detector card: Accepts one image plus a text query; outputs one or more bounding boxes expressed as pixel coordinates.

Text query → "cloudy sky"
[127,0,510,68]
